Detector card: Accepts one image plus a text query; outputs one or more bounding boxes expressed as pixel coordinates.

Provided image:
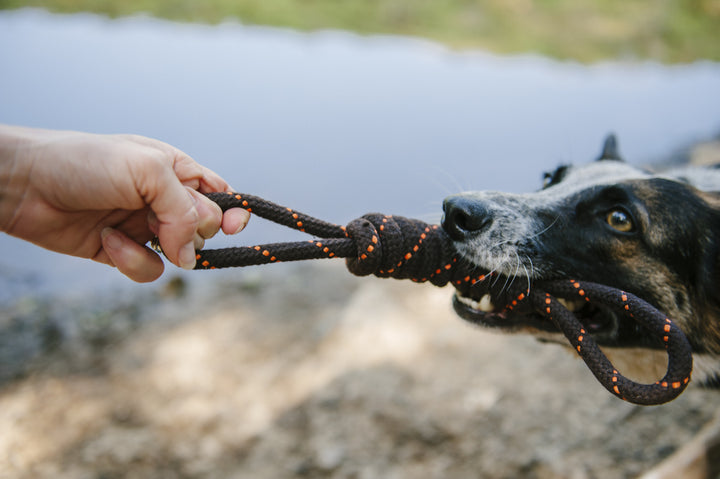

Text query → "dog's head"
[442,135,720,365]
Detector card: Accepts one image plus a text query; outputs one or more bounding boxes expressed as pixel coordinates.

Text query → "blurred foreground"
[0,263,717,478]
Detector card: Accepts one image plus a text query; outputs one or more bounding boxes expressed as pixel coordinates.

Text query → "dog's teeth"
[457,295,474,307]
[457,293,496,313]
[477,294,495,312]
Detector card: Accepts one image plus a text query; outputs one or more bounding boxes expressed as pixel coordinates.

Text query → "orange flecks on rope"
[193,192,694,406]
[544,295,552,314]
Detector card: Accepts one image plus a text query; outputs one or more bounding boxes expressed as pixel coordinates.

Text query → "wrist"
[0,124,37,233]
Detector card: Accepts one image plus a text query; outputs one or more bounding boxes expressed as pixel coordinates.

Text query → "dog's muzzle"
[442,195,494,241]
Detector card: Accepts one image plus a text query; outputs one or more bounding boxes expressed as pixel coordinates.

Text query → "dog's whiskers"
[527,215,561,241]
[506,252,523,294]
[521,255,532,292]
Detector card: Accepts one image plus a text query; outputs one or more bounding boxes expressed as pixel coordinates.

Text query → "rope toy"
[190,192,693,405]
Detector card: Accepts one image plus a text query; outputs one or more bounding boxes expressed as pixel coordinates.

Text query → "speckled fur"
[445,137,720,385]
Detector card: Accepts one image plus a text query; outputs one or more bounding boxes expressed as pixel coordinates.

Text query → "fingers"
[135,141,249,272]
[222,207,251,235]
[138,154,204,270]
[148,208,208,251]
[150,185,230,271]
[151,178,199,270]
[196,165,230,194]
[189,188,223,239]
[171,156,251,237]
[193,166,251,235]
[100,227,165,282]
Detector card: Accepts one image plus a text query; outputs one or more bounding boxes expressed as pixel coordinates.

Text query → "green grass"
[1,0,719,62]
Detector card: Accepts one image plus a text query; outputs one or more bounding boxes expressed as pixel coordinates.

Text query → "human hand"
[0,125,250,282]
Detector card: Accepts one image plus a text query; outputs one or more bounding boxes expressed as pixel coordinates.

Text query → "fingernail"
[193,233,205,251]
[232,210,251,235]
[178,242,197,270]
[101,227,122,250]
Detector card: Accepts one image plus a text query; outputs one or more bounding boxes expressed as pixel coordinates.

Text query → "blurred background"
[1,2,719,478]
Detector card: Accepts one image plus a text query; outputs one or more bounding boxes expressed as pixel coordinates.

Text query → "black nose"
[442,196,493,241]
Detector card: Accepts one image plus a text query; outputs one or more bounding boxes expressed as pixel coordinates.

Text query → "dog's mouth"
[451,275,620,342]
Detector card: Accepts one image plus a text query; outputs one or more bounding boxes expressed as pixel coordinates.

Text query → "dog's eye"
[606,208,634,233]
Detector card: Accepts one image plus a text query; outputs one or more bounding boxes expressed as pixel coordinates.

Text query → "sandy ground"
[0,262,718,479]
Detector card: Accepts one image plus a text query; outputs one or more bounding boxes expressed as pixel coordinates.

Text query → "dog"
[441,134,720,386]
[441,135,720,476]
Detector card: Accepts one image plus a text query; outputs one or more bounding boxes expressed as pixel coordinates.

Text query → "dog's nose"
[442,196,493,241]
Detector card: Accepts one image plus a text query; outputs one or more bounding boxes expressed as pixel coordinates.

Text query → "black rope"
[195,193,463,283]
[193,192,693,405]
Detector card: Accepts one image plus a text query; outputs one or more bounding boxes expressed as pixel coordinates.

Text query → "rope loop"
[344,216,384,276]
[535,281,693,405]
[191,192,694,405]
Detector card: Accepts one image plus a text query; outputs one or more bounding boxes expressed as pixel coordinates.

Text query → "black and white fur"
[442,135,720,386]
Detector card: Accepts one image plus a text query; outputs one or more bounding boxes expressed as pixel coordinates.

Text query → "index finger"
[142,158,200,270]
[178,161,251,236]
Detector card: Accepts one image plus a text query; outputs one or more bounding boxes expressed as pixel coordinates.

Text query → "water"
[1,8,719,298]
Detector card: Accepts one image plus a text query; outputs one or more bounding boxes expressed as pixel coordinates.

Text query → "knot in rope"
[195,192,469,286]
[344,214,459,285]
[189,192,693,406]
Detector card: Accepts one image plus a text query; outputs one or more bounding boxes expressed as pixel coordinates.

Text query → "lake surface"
[1,8,719,299]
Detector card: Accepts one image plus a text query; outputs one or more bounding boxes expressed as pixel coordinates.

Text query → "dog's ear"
[596,134,624,162]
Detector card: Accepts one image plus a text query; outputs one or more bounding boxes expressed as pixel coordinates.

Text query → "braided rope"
[537,281,691,405]
[193,192,693,405]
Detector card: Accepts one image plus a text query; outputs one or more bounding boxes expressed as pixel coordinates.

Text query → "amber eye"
[606,208,634,233]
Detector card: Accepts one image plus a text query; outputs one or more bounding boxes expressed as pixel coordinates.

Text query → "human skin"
[0,124,250,282]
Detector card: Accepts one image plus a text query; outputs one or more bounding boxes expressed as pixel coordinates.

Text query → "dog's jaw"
[443,160,693,350]
[450,276,627,346]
